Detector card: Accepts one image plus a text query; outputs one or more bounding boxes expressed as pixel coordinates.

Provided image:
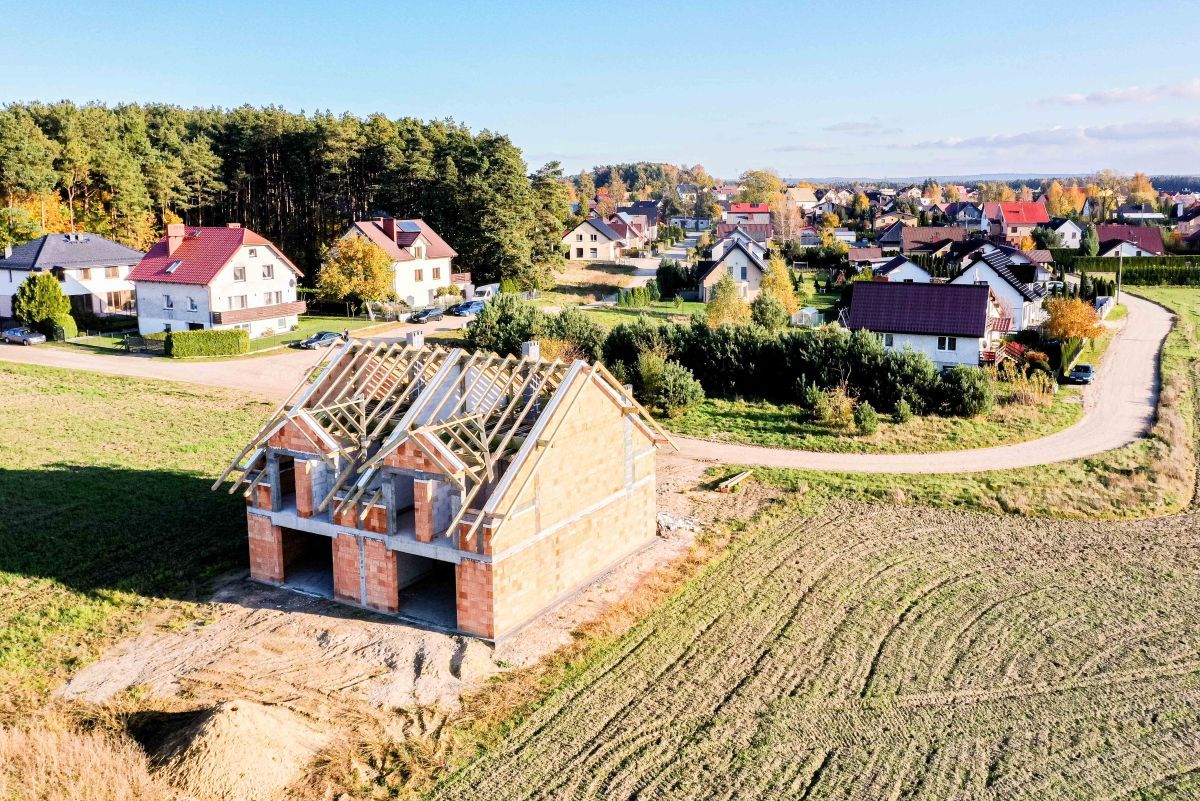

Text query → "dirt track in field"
[434,500,1200,800]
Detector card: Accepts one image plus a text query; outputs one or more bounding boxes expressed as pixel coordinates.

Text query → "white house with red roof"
[984,201,1050,245]
[722,202,772,227]
[342,216,460,307]
[128,223,304,338]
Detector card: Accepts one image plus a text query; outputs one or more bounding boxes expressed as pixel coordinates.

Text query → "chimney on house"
[380,217,398,243]
[2,244,11,259]
[166,223,186,255]
[520,340,541,361]
[225,222,242,229]
[405,331,425,349]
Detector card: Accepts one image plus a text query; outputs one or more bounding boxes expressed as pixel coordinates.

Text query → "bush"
[635,350,704,417]
[801,382,830,422]
[12,271,69,326]
[165,328,249,357]
[499,278,521,294]
[939,366,994,417]
[821,383,856,429]
[545,305,605,361]
[750,293,789,331]
[465,294,547,355]
[38,313,77,341]
[855,400,879,435]
[894,398,913,423]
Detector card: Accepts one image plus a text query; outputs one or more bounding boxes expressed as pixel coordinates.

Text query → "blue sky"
[2,0,1198,179]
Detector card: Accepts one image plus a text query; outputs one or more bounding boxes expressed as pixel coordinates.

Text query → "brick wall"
[414,479,435,542]
[247,512,284,583]
[363,538,399,612]
[456,558,494,638]
[332,532,361,603]
[295,459,314,517]
[381,436,447,474]
[267,418,325,455]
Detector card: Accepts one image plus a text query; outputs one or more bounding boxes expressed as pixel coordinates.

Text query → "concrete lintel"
[263,506,475,564]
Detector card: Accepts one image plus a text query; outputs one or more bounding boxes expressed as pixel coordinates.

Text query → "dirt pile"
[150,700,328,801]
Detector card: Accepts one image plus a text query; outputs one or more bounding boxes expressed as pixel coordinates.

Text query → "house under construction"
[215,335,671,640]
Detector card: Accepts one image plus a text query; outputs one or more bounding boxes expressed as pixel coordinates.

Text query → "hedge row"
[1072,255,1200,285]
[147,328,250,357]
[37,314,77,341]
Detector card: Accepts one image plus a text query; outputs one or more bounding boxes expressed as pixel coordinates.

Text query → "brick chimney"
[166,223,186,255]
[380,217,398,243]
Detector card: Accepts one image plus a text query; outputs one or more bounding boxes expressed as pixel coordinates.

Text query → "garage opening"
[281,529,333,598]
[396,555,457,629]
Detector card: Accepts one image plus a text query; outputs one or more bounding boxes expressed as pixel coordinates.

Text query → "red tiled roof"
[729,203,770,213]
[848,282,990,339]
[998,202,1049,225]
[715,222,772,242]
[350,218,458,262]
[901,226,967,249]
[128,226,300,285]
[1096,224,1165,255]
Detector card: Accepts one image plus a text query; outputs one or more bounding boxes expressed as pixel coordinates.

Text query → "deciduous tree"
[761,254,798,314]
[1043,297,1103,341]
[316,235,396,309]
[705,272,750,328]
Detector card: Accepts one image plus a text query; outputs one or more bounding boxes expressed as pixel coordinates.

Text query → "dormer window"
[413,244,425,259]
[233,265,246,282]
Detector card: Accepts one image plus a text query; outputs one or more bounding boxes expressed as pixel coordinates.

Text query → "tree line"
[0,102,570,287]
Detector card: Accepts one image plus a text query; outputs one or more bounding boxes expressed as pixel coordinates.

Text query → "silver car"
[2,326,47,345]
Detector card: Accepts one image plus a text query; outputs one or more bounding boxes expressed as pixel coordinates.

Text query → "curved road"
[0,293,1172,474]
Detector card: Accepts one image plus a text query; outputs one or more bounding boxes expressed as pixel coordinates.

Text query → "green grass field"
[0,364,268,716]
[665,386,1083,454]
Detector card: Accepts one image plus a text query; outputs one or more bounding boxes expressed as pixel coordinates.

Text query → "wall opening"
[276,454,296,508]
[280,529,333,598]
[396,555,457,630]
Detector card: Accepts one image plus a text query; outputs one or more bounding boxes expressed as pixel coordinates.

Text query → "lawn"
[664,385,1083,454]
[539,262,641,306]
[435,499,1200,800]
[0,364,268,717]
[578,299,706,329]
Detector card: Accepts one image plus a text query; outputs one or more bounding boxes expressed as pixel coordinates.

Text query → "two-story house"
[696,241,766,301]
[723,202,772,227]
[128,223,304,337]
[949,249,1047,331]
[343,217,460,307]
[0,232,143,319]
[984,201,1050,245]
[562,217,626,261]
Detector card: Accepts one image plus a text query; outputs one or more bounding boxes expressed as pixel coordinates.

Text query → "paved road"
[0,291,1171,474]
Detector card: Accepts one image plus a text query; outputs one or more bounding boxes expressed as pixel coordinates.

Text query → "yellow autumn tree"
[705,272,750,328]
[1044,180,1072,217]
[761,255,799,314]
[1043,297,1103,341]
[317,235,396,306]
[1019,235,1036,251]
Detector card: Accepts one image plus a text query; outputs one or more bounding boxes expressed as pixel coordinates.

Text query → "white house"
[1043,217,1083,249]
[712,225,769,262]
[874,255,931,283]
[723,203,772,227]
[128,224,304,338]
[0,232,143,319]
[697,241,766,301]
[949,250,1047,331]
[344,217,460,307]
[849,281,1002,370]
[563,217,626,261]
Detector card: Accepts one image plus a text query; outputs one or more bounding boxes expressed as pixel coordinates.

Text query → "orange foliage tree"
[1043,297,1103,341]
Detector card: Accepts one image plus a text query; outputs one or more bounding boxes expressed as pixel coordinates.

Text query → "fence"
[123,334,166,355]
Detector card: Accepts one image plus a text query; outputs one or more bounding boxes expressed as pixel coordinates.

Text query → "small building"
[128,224,304,337]
[697,240,767,301]
[1043,217,1083,249]
[1117,203,1166,224]
[217,339,671,640]
[0,232,143,319]
[949,249,1047,331]
[563,217,626,261]
[874,255,931,283]
[985,201,1050,245]
[342,217,460,308]
[1095,224,1165,256]
[792,306,823,327]
[723,202,772,227]
[848,282,1002,369]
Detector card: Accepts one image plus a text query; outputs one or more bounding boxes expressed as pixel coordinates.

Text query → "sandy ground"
[58,454,718,720]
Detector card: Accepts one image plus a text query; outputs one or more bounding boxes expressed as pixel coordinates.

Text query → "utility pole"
[1116,249,1123,305]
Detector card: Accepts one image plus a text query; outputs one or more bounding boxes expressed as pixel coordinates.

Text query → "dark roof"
[954,250,1046,301]
[875,255,923,276]
[1096,224,1165,254]
[696,241,766,283]
[1046,216,1079,230]
[617,200,660,225]
[877,220,908,244]
[582,217,625,242]
[350,218,458,261]
[715,222,771,242]
[848,282,990,338]
[129,226,300,285]
[0,232,144,271]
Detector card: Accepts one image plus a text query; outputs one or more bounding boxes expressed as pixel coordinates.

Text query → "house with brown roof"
[899,226,967,255]
[217,336,671,640]
[343,216,460,307]
[1095,224,1165,257]
[129,223,304,337]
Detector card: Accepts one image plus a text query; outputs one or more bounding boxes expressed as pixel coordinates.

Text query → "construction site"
[215,334,672,640]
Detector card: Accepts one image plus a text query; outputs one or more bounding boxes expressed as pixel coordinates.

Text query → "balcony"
[211,300,307,326]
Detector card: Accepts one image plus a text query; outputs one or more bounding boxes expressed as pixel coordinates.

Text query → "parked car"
[2,326,46,346]
[295,331,344,349]
[447,300,486,316]
[408,307,444,323]
[1068,363,1095,384]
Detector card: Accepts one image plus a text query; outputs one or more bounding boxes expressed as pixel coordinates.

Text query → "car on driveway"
[2,326,46,346]
[1068,363,1095,384]
[295,331,344,349]
[447,300,486,317]
[408,307,444,324]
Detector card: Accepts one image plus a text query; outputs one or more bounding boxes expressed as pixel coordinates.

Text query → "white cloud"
[901,118,1200,150]
[1037,77,1200,106]
[771,143,838,153]
[823,119,902,135]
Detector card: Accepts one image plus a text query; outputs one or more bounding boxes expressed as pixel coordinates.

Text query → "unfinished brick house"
[216,337,671,639]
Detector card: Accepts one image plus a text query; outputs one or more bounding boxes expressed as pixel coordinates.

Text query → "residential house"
[715,221,772,244]
[712,225,769,262]
[797,226,822,248]
[873,255,931,283]
[0,232,143,319]
[872,210,918,231]
[128,224,304,338]
[949,249,1047,331]
[1117,203,1166,224]
[814,189,852,216]
[617,200,661,240]
[723,202,772,227]
[677,183,699,204]
[944,201,985,231]
[605,215,649,251]
[946,241,1053,283]
[669,215,710,231]
[848,282,1002,370]
[877,220,908,251]
[714,183,742,201]
[1042,217,1083,249]
[847,246,883,267]
[221,337,670,639]
[1176,205,1200,240]
[785,185,818,213]
[343,217,460,307]
[985,201,1050,246]
[697,241,766,301]
[900,226,967,255]
[1095,224,1165,256]
[563,217,626,261]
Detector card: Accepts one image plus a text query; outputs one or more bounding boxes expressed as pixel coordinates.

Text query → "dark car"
[1068,363,1095,384]
[408,307,444,323]
[447,300,486,317]
[296,331,344,349]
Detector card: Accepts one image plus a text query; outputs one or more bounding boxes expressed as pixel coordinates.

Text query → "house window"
[187,297,198,312]
[105,266,119,278]
[233,265,246,282]
[413,245,425,259]
[414,269,424,282]
[590,233,598,242]
[576,234,583,241]
[277,318,286,327]
[80,267,92,280]
[230,295,248,310]
[937,336,957,351]
[432,267,441,280]
[248,248,257,258]
[589,248,598,258]
[163,294,174,310]
[1009,226,1017,234]
[740,265,747,280]
[883,333,894,347]
[262,263,274,279]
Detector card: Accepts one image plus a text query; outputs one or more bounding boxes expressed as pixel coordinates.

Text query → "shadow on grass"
[0,463,246,602]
